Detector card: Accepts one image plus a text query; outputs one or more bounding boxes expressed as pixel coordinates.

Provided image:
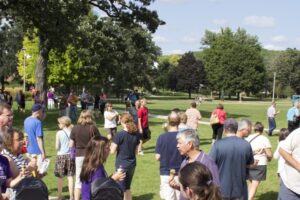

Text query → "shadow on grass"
[256,191,278,200]
[134,193,155,200]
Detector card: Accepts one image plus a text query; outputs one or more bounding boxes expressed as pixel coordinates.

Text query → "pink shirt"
[212,108,227,124]
[185,108,201,130]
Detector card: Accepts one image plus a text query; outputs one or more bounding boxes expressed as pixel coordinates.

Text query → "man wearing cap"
[24,104,46,164]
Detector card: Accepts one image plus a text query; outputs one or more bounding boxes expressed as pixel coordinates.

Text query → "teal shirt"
[287,107,299,121]
[57,128,71,155]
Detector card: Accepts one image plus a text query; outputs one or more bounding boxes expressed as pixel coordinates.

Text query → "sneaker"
[138,151,144,156]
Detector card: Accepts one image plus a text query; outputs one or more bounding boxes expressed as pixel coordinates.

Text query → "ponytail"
[121,113,138,133]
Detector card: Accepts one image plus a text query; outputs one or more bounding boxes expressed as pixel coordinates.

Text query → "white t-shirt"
[267,105,275,118]
[185,108,201,130]
[104,110,118,128]
[246,133,272,165]
[280,129,300,194]
[273,141,285,174]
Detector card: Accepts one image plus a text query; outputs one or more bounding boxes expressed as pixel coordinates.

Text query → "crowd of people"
[0,87,300,200]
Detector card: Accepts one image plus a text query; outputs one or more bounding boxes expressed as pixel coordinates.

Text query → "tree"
[176,52,206,98]
[0,19,22,89]
[1,0,163,101]
[273,48,300,95]
[202,27,266,99]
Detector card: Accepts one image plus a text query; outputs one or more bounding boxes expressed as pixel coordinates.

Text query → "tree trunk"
[0,76,5,91]
[35,35,49,106]
[188,89,191,99]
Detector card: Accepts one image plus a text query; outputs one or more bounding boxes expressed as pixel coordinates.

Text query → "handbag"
[210,114,219,125]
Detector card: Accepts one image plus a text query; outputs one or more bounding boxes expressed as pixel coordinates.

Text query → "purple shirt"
[47,91,54,99]
[81,165,107,200]
[0,155,12,193]
[179,151,220,200]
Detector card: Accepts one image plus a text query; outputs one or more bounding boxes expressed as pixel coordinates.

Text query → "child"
[273,128,290,176]
[104,102,119,140]
[54,116,75,200]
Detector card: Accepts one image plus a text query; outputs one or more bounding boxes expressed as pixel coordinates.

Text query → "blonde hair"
[121,113,138,133]
[77,110,95,125]
[178,112,187,124]
[58,116,72,128]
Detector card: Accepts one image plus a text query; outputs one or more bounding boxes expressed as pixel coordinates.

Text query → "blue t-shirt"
[0,155,12,193]
[82,165,107,200]
[113,130,140,169]
[287,107,299,121]
[155,131,184,175]
[24,116,44,154]
[209,136,253,199]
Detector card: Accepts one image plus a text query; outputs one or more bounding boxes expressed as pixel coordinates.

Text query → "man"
[287,101,300,133]
[236,118,252,139]
[0,103,13,134]
[24,104,46,171]
[267,101,279,136]
[278,129,300,199]
[67,91,79,123]
[155,112,183,200]
[185,102,202,130]
[210,118,254,200]
[138,98,150,155]
[170,129,220,200]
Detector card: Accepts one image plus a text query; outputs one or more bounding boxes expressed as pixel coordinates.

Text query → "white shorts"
[75,156,84,189]
[160,175,180,200]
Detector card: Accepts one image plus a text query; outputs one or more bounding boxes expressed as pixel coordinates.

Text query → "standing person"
[178,112,189,131]
[80,136,125,200]
[209,118,254,200]
[104,102,119,140]
[59,94,68,117]
[155,112,183,200]
[137,98,150,155]
[47,89,55,110]
[54,116,75,200]
[15,90,25,113]
[273,128,290,176]
[178,162,222,200]
[278,128,300,200]
[80,89,87,111]
[185,102,202,131]
[287,100,300,133]
[110,113,140,200]
[267,101,279,136]
[69,110,101,200]
[99,91,107,115]
[24,104,46,167]
[210,104,227,143]
[67,91,79,124]
[34,91,43,104]
[0,103,13,134]
[5,92,12,106]
[236,119,253,139]
[246,122,273,200]
[128,100,140,126]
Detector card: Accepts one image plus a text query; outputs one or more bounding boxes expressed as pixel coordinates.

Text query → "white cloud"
[271,35,288,43]
[182,33,199,43]
[263,44,284,51]
[243,16,275,28]
[212,19,228,26]
[153,35,169,43]
[169,49,184,54]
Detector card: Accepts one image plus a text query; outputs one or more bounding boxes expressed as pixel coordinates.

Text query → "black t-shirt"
[113,130,140,169]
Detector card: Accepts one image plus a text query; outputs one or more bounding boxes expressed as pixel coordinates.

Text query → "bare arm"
[138,118,143,133]
[265,148,273,161]
[155,154,160,161]
[110,142,118,154]
[37,136,46,160]
[279,147,300,171]
[55,132,60,150]
[69,139,75,148]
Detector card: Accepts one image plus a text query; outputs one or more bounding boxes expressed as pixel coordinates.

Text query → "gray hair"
[224,118,238,133]
[176,129,200,149]
[238,119,252,131]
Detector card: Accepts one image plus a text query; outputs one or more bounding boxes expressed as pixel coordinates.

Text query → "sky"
[149,0,300,55]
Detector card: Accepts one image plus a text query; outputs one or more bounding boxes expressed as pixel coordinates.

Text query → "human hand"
[169,179,180,190]
[111,171,126,182]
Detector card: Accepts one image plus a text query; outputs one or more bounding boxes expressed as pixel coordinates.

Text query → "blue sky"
[149,0,300,55]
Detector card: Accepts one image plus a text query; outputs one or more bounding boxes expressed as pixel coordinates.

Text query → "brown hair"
[216,104,224,109]
[168,113,180,127]
[253,121,264,134]
[179,162,222,200]
[120,113,138,133]
[0,103,12,115]
[191,102,197,108]
[80,135,109,182]
[178,112,187,124]
[77,110,95,125]
[3,128,24,153]
[278,128,290,141]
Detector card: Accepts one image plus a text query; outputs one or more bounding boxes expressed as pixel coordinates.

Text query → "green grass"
[11,97,290,199]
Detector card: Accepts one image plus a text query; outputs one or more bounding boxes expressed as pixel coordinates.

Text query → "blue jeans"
[69,105,77,123]
[268,117,276,136]
[278,179,300,200]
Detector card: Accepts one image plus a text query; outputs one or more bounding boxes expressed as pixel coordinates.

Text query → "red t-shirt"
[138,106,149,128]
[212,108,227,125]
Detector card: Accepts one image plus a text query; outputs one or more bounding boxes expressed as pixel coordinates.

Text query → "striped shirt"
[1,149,26,170]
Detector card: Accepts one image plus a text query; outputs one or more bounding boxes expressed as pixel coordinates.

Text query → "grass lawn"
[11,96,291,200]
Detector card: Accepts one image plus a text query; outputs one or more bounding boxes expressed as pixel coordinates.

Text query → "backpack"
[91,177,124,200]
[15,177,48,200]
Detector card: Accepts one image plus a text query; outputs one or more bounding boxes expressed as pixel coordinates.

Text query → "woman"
[178,112,189,131]
[273,128,290,176]
[128,100,140,126]
[70,110,101,200]
[54,116,75,200]
[15,90,25,113]
[210,104,226,143]
[246,122,272,200]
[110,113,140,200]
[80,136,125,200]
[179,162,222,200]
[104,102,119,140]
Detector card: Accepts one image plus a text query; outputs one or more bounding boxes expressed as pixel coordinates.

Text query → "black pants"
[212,123,224,140]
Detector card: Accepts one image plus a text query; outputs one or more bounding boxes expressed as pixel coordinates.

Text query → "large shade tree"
[0,0,163,101]
[202,27,266,99]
